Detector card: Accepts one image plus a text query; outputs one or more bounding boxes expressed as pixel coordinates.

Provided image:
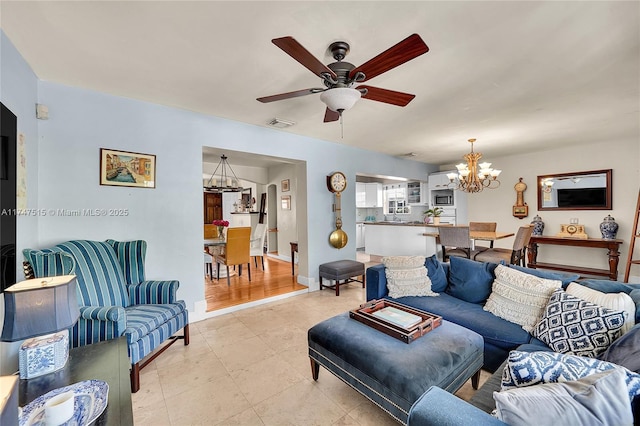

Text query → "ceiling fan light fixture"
[320,88,361,113]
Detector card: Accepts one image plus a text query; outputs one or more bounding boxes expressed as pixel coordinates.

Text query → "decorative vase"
[599,215,619,240]
[531,215,545,236]
[217,226,225,239]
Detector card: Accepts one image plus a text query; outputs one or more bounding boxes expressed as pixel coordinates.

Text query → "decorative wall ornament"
[100,149,156,188]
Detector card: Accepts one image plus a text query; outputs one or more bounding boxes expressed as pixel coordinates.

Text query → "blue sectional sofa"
[366,255,640,424]
[367,256,584,372]
[23,239,189,392]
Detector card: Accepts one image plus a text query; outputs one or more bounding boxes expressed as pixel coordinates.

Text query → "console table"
[527,235,623,280]
[19,337,133,425]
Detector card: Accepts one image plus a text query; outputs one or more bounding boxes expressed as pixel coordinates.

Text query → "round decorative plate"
[20,380,109,426]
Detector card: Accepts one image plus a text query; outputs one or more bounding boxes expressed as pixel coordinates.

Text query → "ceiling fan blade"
[257,88,321,103]
[323,108,340,123]
[272,36,338,80]
[359,85,416,106]
[349,34,428,82]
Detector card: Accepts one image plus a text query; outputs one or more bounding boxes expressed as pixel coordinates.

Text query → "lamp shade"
[320,88,361,112]
[1,275,79,342]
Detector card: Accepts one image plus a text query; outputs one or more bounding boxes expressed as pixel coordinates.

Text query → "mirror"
[538,169,612,211]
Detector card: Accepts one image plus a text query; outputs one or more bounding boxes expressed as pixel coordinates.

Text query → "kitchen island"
[364,222,439,257]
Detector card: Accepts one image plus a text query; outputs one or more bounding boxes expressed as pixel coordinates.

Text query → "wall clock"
[327,172,348,249]
[512,177,529,219]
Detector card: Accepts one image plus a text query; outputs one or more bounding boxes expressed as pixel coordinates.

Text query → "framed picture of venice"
[100,148,156,188]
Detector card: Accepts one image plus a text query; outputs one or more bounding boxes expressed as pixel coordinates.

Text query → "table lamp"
[1,275,80,379]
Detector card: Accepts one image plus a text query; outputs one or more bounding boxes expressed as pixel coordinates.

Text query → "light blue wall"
[34,81,435,319]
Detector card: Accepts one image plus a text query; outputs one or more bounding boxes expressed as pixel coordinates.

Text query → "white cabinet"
[384,184,410,214]
[365,183,382,207]
[407,181,426,205]
[356,183,367,207]
[357,182,382,208]
[356,223,365,249]
[428,172,454,190]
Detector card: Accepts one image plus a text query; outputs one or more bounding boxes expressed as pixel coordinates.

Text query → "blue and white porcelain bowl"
[19,380,109,426]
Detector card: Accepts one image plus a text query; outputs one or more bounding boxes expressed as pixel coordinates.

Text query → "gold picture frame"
[281,195,291,210]
[281,179,290,192]
[100,148,156,188]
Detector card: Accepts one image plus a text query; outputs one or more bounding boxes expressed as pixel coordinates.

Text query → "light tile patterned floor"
[132,284,489,425]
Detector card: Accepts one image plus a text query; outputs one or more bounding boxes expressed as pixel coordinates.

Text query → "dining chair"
[214,226,252,286]
[469,221,497,251]
[204,224,219,239]
[474,225,534,266]
[439,226,480,261]
[250,223,268,270]
[204,251,214,277]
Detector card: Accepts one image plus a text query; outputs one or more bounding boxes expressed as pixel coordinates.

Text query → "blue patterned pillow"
[501,350,640,401]
[533,289,625,358]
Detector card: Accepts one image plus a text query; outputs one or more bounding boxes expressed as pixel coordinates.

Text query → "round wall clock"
[327,171,347,193]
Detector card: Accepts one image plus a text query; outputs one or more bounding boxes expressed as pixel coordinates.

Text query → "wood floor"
[205,254,307,311]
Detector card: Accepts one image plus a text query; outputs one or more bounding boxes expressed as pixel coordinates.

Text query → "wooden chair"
[469,221,497,251]
[474,225,534,266]
[214,227,251,286]
[439,226,481,261]
[250,223,268,270]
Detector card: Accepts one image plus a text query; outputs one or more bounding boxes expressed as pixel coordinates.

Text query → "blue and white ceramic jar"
[531,215,544,236]
[600,215,619,240]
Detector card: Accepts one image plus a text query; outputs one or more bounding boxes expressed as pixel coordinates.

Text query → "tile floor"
[132,283,490,425]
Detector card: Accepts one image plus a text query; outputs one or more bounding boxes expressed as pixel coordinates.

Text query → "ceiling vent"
[267,118,295,128]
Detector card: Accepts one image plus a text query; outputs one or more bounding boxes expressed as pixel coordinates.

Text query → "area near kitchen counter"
[364,222,440,257]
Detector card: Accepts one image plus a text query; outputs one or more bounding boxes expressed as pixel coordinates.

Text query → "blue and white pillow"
[532,289,625,358]
[501,350,640,401]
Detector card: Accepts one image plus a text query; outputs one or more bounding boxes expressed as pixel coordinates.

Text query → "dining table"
[422,227,515,250]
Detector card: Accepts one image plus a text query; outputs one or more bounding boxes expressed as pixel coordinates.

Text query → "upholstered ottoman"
[308,312,483,424]
[319,260,365,296]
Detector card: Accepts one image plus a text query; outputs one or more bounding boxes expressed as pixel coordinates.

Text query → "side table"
[19,337,133,425]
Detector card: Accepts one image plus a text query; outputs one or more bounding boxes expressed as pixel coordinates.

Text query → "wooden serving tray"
[349,299,442,344]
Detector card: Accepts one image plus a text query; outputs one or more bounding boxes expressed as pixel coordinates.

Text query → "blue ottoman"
[308,312,484,424]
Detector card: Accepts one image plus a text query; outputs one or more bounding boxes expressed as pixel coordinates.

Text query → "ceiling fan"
[257,34,429,122]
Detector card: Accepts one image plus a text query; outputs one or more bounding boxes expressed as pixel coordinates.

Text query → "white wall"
[465,139,640,282]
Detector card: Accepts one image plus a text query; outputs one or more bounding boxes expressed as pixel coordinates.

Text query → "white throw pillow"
[566,282,635,334]
[383,256,437,298]
[483,264,561,332]
[494,369,634,426]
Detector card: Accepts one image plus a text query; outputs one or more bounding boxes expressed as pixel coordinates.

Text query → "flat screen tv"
[557,188,607,208]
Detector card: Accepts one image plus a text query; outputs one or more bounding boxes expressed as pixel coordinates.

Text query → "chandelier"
[204,155,243,192]
[446,139,501,193]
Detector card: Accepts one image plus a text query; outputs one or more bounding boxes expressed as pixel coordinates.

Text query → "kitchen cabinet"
[407,181,426,205]
[356,182,382,208]
[428,172,454,190]
[356,183,367,207]
[384,184,409,214]
[356,223,365,249]
[365,183,382,207]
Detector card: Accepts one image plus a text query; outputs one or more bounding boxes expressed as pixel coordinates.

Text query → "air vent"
[267,118,295,128]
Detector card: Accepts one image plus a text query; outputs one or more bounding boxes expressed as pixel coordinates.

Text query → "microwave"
[432,191,454,206]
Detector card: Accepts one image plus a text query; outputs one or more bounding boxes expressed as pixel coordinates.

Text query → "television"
[557,188,607,208]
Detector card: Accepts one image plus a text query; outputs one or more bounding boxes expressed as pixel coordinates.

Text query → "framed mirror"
[538,169,612,211]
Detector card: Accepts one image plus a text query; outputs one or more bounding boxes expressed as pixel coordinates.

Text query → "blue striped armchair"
[23,239,189,392]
